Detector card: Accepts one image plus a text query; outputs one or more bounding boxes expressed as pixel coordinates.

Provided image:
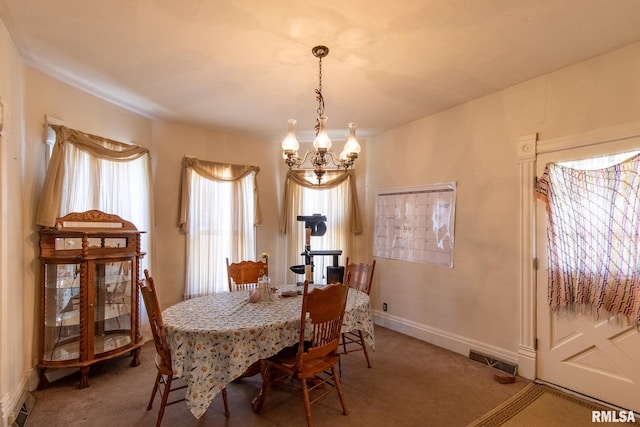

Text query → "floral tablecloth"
[162,285,374,418]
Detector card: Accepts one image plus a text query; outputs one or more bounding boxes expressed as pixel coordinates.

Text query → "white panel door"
[535,138,640,412]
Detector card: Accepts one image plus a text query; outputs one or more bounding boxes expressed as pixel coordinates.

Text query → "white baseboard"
[372,310,519,368]
[517,344,536,379]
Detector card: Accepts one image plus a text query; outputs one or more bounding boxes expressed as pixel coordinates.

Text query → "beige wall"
[0,17,27,427]
[149,121,285,307]
[366,41,640,357]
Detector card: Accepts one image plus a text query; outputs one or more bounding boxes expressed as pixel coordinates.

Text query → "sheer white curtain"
[60,144,151,249]
[180,158,260,297]
[282,170,359,284]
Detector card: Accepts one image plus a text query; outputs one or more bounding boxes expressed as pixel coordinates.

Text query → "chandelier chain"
[315,55,325,134]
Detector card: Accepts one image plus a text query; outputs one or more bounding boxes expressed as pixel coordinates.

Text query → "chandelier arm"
[325,150,342,168]
[339,152,358,169]
[283,155,299,169]
[299,148,318,167]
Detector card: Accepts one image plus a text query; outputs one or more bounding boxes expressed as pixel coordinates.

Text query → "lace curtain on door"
[536,153,640,324]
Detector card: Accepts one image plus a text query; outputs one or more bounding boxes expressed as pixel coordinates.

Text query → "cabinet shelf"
[46,282,80,290]
[94,333,132,355]
[44,304,131,327]
[44,341,80,362]
[47,310,80,327]
[38,210,145,389]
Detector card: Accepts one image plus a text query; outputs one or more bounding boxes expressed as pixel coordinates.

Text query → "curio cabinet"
[37,210,145,388]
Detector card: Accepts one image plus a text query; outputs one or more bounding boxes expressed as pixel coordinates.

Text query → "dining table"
[162,284,375,419]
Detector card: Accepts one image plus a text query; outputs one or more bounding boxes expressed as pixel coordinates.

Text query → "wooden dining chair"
[139,269,229,426]
[226,257,268,292]
[340,257,376,367]
[226,258,269,379]
[251,280,349,427]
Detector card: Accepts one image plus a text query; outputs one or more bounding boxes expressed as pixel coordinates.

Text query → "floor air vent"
[11,393,34,427]
[469,350,517,375]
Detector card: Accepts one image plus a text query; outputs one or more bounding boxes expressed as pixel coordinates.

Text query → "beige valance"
[36,125,150,227]
[179,157,262,233]
[279,169,362,235]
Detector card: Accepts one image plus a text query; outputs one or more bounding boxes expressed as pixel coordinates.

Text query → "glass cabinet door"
[43,263,81,362]
[93,260,133,356]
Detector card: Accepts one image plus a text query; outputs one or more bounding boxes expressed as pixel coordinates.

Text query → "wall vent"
[469,349,517,375]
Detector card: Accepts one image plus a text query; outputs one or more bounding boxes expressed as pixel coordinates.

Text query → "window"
[179,158,260,297]
[282,170,361,284]
[36,125,153,276]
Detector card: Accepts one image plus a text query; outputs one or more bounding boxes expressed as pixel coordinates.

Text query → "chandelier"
[281,45,361,184]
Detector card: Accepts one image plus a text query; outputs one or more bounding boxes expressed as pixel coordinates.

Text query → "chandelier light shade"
[282,45,361,184]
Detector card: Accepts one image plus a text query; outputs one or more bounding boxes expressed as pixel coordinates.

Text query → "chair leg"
[359,330,372,368]
[331,366,349,416]
[147,371,162,410]
[341,332,348,353]
[221,388,230,417]
[301,378,314,427]
[155,374,172,427]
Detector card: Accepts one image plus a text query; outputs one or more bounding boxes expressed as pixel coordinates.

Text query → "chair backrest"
[296,280,349,366]
[138,269,172,369]
[344,257,376,295]
[226,258,268,292]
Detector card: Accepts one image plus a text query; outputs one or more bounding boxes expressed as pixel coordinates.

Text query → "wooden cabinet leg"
[130,347,141,367]
[79,366,90,388]
[37,368,50,390]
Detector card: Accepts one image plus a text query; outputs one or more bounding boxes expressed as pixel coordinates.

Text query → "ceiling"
[2,0,640,144]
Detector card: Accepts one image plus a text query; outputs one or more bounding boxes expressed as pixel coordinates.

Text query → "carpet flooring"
[24,326,529,427]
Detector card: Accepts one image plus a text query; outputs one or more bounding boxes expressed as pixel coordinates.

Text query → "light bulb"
[282,119,299,152]
[313,116,332,150]
[342,123,361,154]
